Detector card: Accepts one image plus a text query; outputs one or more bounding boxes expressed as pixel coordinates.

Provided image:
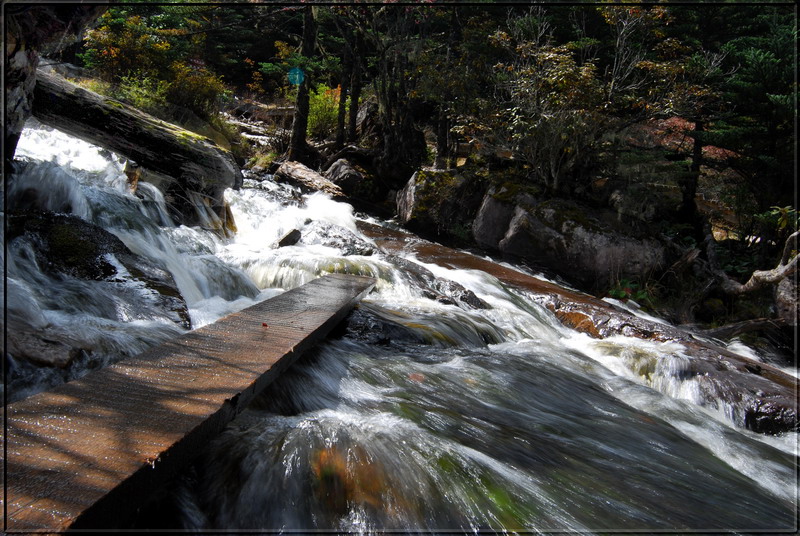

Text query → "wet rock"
[300,220,376,256]
[340,306,423,346]
[388,255,489,310]
[6,211,191,329]
[277,229,302,248]
[5,331,86,369]
[745,397,798,435]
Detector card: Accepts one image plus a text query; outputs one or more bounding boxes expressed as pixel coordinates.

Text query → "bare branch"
[706,229,799,295]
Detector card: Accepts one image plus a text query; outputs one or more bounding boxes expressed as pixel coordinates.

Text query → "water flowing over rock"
[6,211,191,330]
[31,69,241,232]
[358,220,797,435]
[8,124,798,531]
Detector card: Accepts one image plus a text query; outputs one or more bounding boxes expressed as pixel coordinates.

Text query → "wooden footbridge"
[2,274,375,531]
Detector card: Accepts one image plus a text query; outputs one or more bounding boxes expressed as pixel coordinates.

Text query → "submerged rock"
[6,211,191,330]
[388,255,489,310]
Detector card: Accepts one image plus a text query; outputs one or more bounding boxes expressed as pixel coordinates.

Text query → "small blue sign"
[288,67,305,85]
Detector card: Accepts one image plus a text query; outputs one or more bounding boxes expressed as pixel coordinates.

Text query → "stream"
[5,120,797,532]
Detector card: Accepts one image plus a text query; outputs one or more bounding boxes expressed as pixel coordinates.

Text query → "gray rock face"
[4,5,106,169]
[396,172,421,223]
[774,277,798,326]
[324,158,365,196]
[497,199,665,288]
[394,168,484,243]
[472,191,516,250]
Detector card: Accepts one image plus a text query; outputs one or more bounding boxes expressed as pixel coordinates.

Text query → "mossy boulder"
[395,167,486,244]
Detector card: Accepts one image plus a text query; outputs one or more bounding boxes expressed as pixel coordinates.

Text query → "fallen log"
[31,69,242,232]
[274,160,345,198]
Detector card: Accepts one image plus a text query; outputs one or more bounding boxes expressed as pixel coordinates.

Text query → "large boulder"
[396,168,486,244]
[497,199,666,289]
[324,158,365,197]
[472,189,517,250]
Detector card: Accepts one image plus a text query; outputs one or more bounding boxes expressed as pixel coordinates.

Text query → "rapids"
[5,121,797,532]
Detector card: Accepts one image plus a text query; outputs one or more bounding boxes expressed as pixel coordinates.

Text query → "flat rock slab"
[2,273,375,531]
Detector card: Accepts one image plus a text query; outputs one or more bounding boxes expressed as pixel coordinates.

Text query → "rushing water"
[6,121,798,532]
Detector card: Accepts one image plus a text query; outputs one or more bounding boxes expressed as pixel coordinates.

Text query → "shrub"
[307,84,342,140]
[115,73,171,116]
[166,61,230,121]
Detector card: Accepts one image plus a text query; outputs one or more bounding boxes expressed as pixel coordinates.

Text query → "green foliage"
[307,84,343,139]
[115,73,170,116]
[490,13,606,193]
[166,61,230,120]
[607,278,654,308]
[247,149,278,170]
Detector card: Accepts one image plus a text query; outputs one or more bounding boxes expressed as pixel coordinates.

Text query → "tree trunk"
[347,55,362,142]
[288,5,316,162]
[680,119,704,237]
[335,53,351,150]
[705,229,799,295]
[434,111,450,170]
[31,69,242,231]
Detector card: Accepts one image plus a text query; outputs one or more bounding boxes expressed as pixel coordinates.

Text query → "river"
[6,120,797,532]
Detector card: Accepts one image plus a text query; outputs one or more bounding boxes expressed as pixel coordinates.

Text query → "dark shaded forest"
[34,1,798,342]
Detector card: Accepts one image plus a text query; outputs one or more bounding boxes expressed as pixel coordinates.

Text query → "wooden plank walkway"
[2,273,375,531]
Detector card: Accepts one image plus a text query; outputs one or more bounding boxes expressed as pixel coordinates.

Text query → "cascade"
[5,121,797,532]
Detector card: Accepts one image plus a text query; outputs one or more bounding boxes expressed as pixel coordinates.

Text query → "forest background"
[45,0,796,348]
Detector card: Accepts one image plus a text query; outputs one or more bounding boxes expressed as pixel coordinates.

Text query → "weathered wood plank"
[2,274,375,531]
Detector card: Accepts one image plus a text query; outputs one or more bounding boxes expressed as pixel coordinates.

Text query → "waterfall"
[6,121,797,532]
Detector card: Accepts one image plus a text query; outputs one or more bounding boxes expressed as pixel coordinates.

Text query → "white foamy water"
[6,120,797,532]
